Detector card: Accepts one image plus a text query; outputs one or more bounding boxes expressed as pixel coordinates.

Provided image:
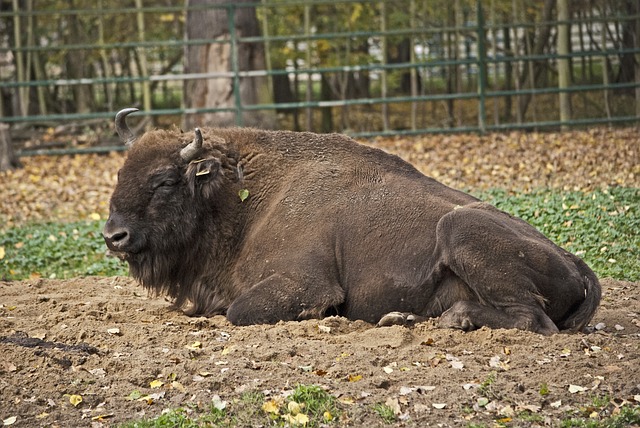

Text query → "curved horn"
[180,128,203,162]
[115,108,139,146]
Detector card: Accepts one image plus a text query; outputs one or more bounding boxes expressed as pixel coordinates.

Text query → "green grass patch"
[372,403,398,424]
[559,404,640,428]
[0,220,128,280]
[119,385,342,428]
[477,187,639,281]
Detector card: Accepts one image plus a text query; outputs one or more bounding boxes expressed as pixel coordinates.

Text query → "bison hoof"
[439,307,477,332]
[377,312,417,327]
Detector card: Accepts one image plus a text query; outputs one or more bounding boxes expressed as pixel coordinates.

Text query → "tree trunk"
[66,0,92,114]
[617,0,638,84]
[0,124,21,172]
[183,0,274,129]
[502,13,513,123]
[517,0,555,119]
[557,0,571,129]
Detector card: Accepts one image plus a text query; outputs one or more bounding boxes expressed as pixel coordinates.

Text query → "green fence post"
[228,2,243,126]
[476,1,487,133]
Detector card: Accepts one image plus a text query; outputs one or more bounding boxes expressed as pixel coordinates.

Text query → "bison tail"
[558,271,602,332]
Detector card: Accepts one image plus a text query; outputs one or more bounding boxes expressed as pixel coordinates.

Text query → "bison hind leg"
[377,312,427,327]
[439,301,559,335]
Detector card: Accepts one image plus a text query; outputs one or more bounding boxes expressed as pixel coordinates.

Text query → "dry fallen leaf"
[88,368,106,378]
[385,397,402,415]
[170,381,186,392]
[318,325,331,333]
[568,384,586,393]
[68,394,82,407]
[186,341,202,350]
[282,413,309,426]
[91,414,114,421]
[149,379,164,389]
[211,395,227,411]
[262,399,280,414]
[2,416,17,426]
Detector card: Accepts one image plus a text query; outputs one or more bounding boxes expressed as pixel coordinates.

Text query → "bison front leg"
[226,274,345,326]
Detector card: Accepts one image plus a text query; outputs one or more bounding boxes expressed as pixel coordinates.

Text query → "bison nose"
[103,214,133,251]
[103,227,131,250]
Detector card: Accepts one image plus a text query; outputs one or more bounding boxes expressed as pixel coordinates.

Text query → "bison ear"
[185,157,223,198]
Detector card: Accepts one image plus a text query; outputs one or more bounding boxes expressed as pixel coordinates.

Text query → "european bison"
[103,108,601,334]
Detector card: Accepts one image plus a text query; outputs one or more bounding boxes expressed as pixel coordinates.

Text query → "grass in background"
[477,187,639,281]
[0,220,127,280]
[1,188,638,281]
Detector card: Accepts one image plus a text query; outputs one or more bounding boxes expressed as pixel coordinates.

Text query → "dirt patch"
[1,277,638,426]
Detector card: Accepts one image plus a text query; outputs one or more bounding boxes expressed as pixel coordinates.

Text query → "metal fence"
[1,0,639,156]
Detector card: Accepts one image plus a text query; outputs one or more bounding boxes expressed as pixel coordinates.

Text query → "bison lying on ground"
[103,108,601,335]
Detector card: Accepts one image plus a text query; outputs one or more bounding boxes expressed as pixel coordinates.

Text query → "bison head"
[103,108,243,298]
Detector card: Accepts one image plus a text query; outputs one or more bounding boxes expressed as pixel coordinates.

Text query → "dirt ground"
[0,276,638,427]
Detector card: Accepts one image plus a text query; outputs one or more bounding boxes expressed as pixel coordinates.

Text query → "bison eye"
[154,178,179,190]
[150,171,180,190]
[160,179,178,187]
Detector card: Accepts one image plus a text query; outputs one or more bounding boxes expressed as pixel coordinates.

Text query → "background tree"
[183,0,273,129]
[0,123,20,171]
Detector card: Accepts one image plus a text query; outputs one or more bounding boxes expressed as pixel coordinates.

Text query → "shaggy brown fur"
[104,125,601,334]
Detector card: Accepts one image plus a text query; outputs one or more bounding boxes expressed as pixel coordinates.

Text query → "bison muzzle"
[103,108,601,335]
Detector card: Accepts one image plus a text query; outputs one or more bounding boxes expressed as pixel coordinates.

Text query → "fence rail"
[1,0,639,157]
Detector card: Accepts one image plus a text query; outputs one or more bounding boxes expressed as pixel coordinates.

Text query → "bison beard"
[103,108,601,335]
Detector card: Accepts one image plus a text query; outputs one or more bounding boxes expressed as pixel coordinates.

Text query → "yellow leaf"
[289,413,309,426]
[91,414,114,421]
[186,341,202,350]
[170,381,186,392]
[89,212,101,221]
[0,246,5,260]
[323,411,333,421]
[287,401,304,415]
[221,345,234,355]
[262,399,280,414]
[347,374,362,382]
[149,379,164,389]
[69,394,82,407]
